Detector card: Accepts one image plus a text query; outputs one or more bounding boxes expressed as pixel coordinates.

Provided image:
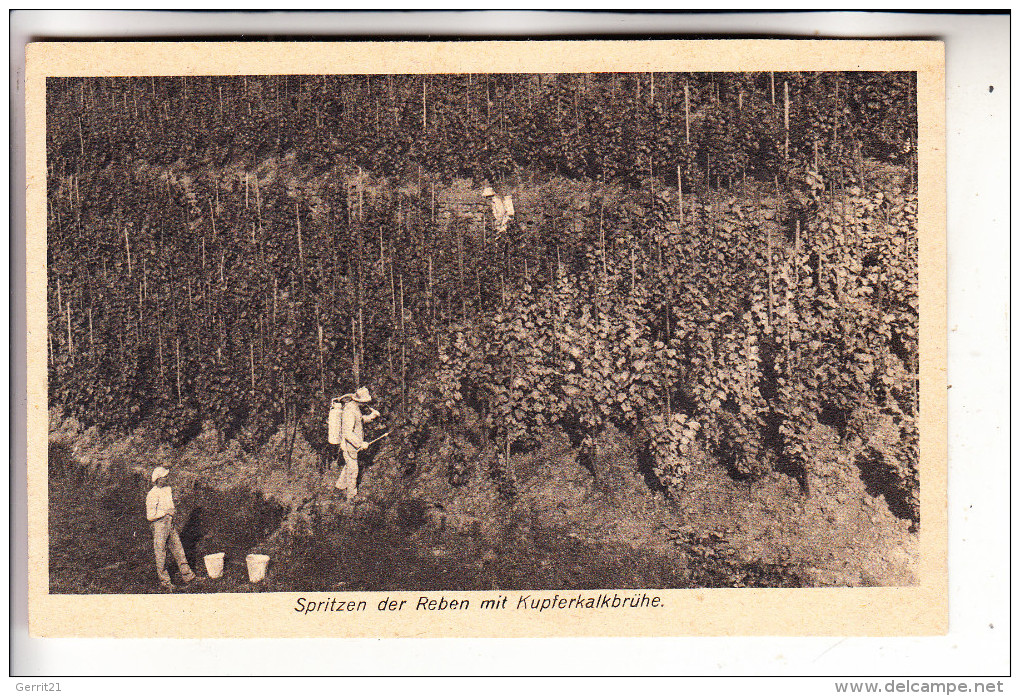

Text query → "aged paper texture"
[26,40,946,638]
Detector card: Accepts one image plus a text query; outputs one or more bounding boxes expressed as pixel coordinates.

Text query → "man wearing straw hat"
[334,387,380,501]
[146,466,197,590]
[482,184,514,235]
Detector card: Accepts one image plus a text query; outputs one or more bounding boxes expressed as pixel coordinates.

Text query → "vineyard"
[46,71,919,590]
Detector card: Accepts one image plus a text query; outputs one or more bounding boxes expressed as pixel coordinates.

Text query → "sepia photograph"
[25,39,946,638]
[44,67,923,593]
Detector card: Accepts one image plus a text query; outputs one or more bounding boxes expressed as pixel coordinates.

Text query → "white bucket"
[203,552,225,579]
[246,554,270,583]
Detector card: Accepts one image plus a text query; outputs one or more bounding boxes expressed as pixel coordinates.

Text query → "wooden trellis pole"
[156,317,164,379]
[255,176,262,226]
[389,260,397,322]
[317,322,325,395]
[457,220,465,318]
[599,200,607,277]
[684,82,690,145]
[677,164,684,223]
[123,225,132,276]
[833,77,840,160]
[358,301,364,378]
[630,245,635,292]
[65,300,74,358]
[762,189,773,331]
[784,80,790,160]
[175,336,182,404]
[295,201,305,272]
[428,254,434,320]
[351,315,360,385]
[399,272,406,409]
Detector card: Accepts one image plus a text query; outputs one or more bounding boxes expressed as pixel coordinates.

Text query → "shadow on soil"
[48,441,802,593]
[49,442,285,594]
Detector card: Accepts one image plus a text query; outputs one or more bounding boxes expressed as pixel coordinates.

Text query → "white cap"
[151,466,170,483]
[481,186,495,197]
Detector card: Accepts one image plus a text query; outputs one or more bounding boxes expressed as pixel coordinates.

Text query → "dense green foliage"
[46,72,918,519]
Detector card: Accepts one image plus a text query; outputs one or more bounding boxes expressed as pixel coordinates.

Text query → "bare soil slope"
[48,406,914,594]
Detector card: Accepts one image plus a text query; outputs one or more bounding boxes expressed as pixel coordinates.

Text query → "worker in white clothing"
[146,466,196,590]
[334,387,380,501]
[482,185,514,234]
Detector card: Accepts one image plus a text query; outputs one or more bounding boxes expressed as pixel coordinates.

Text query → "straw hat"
[481,185,495,197]
[352,387,372,403]
[151,466,170,483]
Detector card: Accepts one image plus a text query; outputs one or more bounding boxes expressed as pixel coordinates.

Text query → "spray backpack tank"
[327,397,345,445]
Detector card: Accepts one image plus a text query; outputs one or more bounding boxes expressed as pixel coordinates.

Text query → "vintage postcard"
[25,40,946,638]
